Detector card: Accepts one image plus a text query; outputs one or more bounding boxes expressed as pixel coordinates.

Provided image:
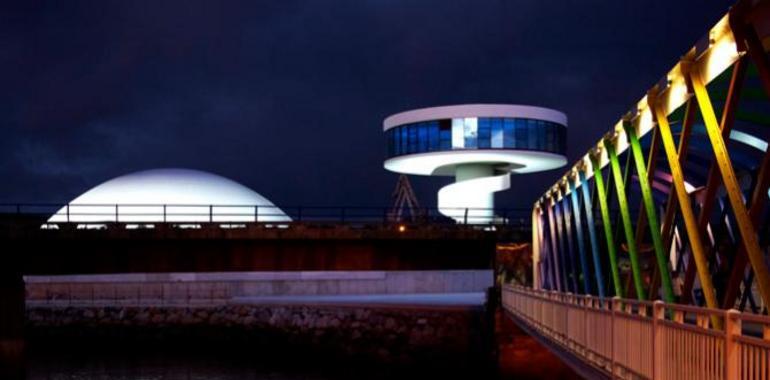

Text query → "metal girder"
[605,139,646,300]
[689,63,770,311]
[590,154,624,298]
[533,206,542,289]
[569,176,592,294]
[624,120,675,303]
[553,194,575,293]
[651,94,721,320]
[682,57,747,304]
[655,98,697,303]
[722,19,770,310]
[560,186,582,293]
[580,169,606,298]
[547,198,564,292]
[538,207,555,290]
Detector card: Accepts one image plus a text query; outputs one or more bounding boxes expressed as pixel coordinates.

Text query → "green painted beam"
[590,155,624,298]
[604,139,646,300]
[624,121,675,304]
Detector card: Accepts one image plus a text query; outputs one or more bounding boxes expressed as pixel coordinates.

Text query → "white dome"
[48,168,290,223]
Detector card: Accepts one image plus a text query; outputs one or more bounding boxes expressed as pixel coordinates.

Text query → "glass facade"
[386,117,566,158]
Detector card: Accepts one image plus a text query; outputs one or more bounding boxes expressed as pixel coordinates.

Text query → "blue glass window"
[439,120,451,150]
[428,121,439,151]
[386,117,565,158]
[463,118,478,149]
[408,125,417,154]
[417,123,428,152]
[478,118,491,149]
[503,119,515,148]
[491,118,503,148]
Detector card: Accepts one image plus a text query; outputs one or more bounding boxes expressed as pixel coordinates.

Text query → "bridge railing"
[0,203,531,227]
[502,285,770,380]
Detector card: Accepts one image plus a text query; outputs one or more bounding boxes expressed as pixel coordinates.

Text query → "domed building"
[48,168,290,223]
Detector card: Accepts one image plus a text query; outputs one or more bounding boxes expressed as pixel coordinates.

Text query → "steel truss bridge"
[504,0,770,379]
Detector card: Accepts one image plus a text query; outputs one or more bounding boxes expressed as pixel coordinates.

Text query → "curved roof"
[48,168,290,223]
[384,150,567,176]
[383,104,568,131]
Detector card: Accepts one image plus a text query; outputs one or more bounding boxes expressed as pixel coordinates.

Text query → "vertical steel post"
[533,205,542,289]
[569,176,592,295]
[590,155,624,298]
[579,169,606,298]
[624,120,675,303]
[605,138,646,300]
[689,64,770,310]
[652,94,721,321]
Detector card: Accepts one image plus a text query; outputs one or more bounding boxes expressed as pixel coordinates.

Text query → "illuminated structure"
[498,2,770,379]
[530,0,770,313]
[383,104,568,223]
[48,168,290,223]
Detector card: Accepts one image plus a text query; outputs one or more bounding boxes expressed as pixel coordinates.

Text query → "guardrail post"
[653,300,664,380]
[610,296,619,378]
[115,204,119,223]
[463,208,468,225]
[163,204,166,223]
[724,309,741,380]
[66,204,70,223]
[254,205,259,222]
[209,205,213,223]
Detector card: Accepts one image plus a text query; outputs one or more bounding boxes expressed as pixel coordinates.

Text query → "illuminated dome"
[48,168,290,223]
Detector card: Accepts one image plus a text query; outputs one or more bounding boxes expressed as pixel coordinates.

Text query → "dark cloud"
[0,0,733,208]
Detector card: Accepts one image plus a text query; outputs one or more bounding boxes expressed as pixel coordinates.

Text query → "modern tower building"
[383,104,568,223]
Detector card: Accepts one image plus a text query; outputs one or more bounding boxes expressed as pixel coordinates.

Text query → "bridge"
[500,1,770,379]
[0,203,528,378]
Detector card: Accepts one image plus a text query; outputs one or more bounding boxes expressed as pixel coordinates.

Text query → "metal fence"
[502,285,770,380]
[0,203,532,227]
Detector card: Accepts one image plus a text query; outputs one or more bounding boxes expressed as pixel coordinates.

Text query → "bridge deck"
[502,286,770,380]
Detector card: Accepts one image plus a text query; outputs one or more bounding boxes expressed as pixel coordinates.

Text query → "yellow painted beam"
[652,96,720,326]
[689,66,770,310]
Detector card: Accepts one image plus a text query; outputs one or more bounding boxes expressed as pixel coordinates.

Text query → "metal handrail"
[502,285,770,380]
[0,203,532,226]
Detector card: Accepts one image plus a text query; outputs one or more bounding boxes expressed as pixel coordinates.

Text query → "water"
[25,338,484,380]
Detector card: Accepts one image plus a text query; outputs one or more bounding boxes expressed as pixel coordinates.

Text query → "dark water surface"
[25,338,482,380]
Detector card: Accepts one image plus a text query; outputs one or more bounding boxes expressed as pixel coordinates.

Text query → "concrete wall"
[25,270,492,306]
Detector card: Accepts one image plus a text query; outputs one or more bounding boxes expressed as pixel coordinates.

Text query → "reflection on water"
[27,342,378,380]
[25,338,473,380]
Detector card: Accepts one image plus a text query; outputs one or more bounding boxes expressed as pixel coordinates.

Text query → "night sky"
[0,1,734,209]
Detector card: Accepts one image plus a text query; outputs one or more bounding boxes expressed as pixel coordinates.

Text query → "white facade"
[383,104,568,223]
[48,168,290,223]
